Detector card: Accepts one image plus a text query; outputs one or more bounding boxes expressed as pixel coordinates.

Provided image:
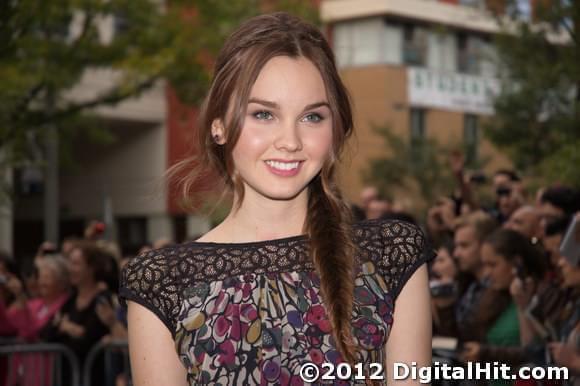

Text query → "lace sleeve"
[119,249,178,336]
[377,220,436,300]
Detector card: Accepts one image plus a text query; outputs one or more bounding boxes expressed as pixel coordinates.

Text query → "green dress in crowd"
[485,301,521,386]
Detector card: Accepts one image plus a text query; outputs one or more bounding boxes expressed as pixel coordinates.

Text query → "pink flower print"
[309,348,324,365]
[305,304,331,333]
[290,375,304,386]
[215,315,230,338]
[240,303,258,321]
[217,340,235,366]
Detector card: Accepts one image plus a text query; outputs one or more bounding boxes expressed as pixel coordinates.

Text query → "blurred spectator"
[84,220,106,241]
[548,221,580,375]
[61,236,81,258]
[366,197,391,220]
[489,169,523,224]
[426,196,457,247]
[0,251,20,313]
[543,216,571,269]
[1,256,70,341]
[432,211,498,341]
[503,205,543,244]
[538,186,580,233]
[431,242,458,284]
[460,229,548,369]
[0,256,70,386]
[41,241,112,385]
[351,186,379,221]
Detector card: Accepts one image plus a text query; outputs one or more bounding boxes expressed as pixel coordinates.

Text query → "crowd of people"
[352,160,580,384]
[0,160,579,385]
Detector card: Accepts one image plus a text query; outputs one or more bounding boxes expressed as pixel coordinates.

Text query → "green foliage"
[363,125,456,206]
[0,0,318,192]
[0,1,321,225]
[486,0,580,187]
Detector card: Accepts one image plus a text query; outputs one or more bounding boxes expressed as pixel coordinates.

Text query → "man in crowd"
[432,211,498,341]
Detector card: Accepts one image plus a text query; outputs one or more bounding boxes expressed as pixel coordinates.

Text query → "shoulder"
[354,218,435,299]
[119,243,201,335]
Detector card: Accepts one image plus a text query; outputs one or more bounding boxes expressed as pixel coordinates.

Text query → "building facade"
[322,0,518,209]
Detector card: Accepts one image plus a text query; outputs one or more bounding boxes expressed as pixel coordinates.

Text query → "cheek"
[233,128,271,161]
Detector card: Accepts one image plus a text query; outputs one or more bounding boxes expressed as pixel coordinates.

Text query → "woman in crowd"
[0,255,70,386]
[461,228,548,385]
[41,241,112,385]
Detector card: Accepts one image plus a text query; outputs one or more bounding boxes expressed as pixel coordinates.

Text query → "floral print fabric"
[120,219,434,385]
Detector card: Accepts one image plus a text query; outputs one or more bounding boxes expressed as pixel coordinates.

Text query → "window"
[403,24,428,66]
[427,30,457,72]
[333,18,403,68]
[464,114,479,165]
[457,33,498,76]
[410,108,427,162]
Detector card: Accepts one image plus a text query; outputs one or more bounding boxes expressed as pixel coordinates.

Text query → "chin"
[262,188,305,201]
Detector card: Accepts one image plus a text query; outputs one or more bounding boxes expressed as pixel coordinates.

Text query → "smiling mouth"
[264,160,302,171]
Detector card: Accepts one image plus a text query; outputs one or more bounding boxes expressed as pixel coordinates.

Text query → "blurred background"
[0,0,577,259]
[0,1,579,385]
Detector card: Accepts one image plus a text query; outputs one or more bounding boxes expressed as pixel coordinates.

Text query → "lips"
[264,159,303,177]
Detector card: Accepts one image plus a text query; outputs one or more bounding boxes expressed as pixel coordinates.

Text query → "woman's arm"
[127,301,187,386]
[386,264,432,385]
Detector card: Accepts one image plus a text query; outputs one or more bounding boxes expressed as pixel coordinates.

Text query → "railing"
[0,340,130,386]
[0,342,80,386]
[0,339,466,386]
[83,340,131,386]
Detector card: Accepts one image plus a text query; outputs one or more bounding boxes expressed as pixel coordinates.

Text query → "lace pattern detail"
[119,219,434,334]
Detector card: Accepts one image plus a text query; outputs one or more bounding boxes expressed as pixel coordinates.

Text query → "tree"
[0,0,318,180]
[486,0,580,188]
[0,0,317,244]
[363,125,457,212]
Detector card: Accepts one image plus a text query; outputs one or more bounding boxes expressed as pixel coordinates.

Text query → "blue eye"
[253,111,273,120]
[302,113,323,123]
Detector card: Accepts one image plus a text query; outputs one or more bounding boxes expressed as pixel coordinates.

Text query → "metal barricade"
[83,340,131,386]
[0,343,80,386]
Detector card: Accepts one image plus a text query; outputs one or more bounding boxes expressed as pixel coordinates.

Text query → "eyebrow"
[248,98,330,112]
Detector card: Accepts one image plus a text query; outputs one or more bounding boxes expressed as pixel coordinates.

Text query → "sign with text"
[408,67,500,115]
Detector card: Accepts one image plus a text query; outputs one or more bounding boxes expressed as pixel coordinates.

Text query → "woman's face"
[68,248,92,286]
[38,265,64,299]
[481,243,515,290]
[227,56,333,204]
[432,247,457,281]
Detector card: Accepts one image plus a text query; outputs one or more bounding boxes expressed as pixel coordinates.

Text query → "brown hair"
[170,13,358,363]
[454,211,497,244]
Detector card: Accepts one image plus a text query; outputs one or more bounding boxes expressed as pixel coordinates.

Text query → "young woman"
[120,12,433,385]
[460,229,548,385]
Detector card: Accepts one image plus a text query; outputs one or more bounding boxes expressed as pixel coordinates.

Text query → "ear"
[211,119,226,145]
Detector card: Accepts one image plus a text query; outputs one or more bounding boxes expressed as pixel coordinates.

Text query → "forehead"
[250,56,328,104]
[455,225,476,241]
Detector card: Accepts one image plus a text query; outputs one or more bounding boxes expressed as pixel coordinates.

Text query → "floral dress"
[120,219,435,385]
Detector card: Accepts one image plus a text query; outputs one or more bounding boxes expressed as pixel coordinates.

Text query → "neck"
[221,188,309,242]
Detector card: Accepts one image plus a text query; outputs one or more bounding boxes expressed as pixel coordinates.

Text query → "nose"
[273,120,302,152]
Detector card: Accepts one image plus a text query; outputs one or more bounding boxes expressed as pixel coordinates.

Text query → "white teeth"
[266,160,300,171]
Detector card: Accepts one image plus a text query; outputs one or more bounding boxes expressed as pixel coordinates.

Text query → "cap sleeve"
[377,220,436,300]
[119,249,178,336]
